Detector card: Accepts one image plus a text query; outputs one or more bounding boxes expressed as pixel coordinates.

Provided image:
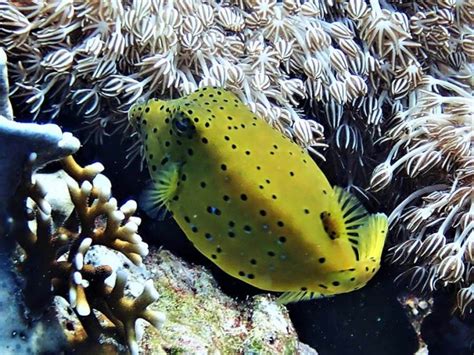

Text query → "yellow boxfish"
[128,87,388,303]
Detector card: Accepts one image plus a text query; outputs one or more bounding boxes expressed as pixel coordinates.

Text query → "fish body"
[129,87,388,302]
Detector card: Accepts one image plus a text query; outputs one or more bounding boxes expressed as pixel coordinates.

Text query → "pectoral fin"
[139,162,180,218]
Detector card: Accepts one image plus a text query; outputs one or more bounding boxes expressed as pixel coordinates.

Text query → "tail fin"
[358,213,388,262]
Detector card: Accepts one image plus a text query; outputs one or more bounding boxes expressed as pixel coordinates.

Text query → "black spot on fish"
[187,148,194,156]
[221,164,227,171]
[201,137,208,144]
[319,257,325,263]
[301,287,307,291]
[231,144,237,149]
[227,116,233,120]
[272,194,277,199]
[211,254,217,259]
[151,165,157,171]
[277,221,284,227]
[191,226,198,233]
[200,181,206,188]
[319,284,328,289]
[223,195,230,201]
[205,233,212,240]
[245,150,251,155]
[181,174,187,181]
[224,136,230,141]
[184,216,190,223]
[160,157,168,165]
[240,194,247,201]
[247,274,255,279]
[332,281,340,286]
[239,271,245,276]
[259,210,267,216]
[228,231,235,238]
[244,225,252,233]
[145,107,150,113]
[216,247,222,253]
[289,171,295,176]
[250,259,257,265]
[228,221,235,227]
[267,251,275,257]
[350,277,356,281]
[278,236,287,244]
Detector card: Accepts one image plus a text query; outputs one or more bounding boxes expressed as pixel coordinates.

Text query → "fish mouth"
[128,103,139,122]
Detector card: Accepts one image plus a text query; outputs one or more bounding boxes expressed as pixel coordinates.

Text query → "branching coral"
[9,153,165,353]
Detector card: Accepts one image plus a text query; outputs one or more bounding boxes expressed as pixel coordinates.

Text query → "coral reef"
[0,46,163,354]
[0,0,472,344]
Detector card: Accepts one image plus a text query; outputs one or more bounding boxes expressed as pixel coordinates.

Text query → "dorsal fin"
[333,186,368,230]
[139,162,180,218]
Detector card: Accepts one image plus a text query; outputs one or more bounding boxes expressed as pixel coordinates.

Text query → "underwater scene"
[0,1,472,354]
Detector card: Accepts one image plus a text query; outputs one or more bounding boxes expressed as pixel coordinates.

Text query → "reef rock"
[140,249,317,354]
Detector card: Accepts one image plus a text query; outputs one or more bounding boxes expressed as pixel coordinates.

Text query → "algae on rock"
[140,249,317,354]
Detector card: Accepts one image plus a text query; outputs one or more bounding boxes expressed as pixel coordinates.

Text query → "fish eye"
[172,116,194,136]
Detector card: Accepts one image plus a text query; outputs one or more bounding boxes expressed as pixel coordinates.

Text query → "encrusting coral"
[1,47,80,353]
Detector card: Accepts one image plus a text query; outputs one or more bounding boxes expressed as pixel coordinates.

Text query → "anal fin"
[277,290,324,304]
